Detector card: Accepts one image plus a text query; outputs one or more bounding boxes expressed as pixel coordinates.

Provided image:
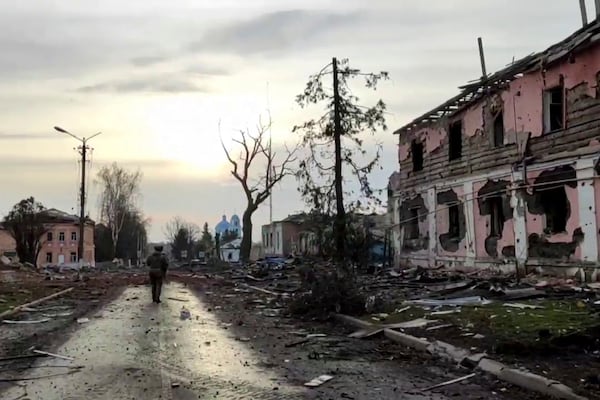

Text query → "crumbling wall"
[398,193,429,252]
[526,165,582,259]
[596,167,600,261]
[436,187,466,255]
[473,178,514,258]
[396,43,600,192]
[503,46,600,139]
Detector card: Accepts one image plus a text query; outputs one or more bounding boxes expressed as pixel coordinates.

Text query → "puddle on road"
[0,283,306,400]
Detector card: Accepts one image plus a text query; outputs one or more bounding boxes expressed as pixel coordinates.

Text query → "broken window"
[46,252,52,263]
[404,208,420,240]
[448,121,462,161]
[47,232,53,242]
[540,187,568,233]
[411,140,424,172]
[59,232,65,242]
[70,252,77,263]
[488,197,505,237]
[71,232,77,241]
[543,86,564,133]
[448,204,461,238]
[493,112,504,147]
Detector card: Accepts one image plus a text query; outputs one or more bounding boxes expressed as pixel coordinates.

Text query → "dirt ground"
[172,271,546,400]
[0,263,594,399]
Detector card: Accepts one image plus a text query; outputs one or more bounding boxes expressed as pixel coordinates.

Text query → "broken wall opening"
[540,187,568,234]
[448,120,463,161]
[526,165,579,258]
[398,195,429,251]
[493,111,504,147]
[477,179,512,258]
[411,140,424,172]
[543,85,565,133]
[405,208,420,239]
[437,189,466,252]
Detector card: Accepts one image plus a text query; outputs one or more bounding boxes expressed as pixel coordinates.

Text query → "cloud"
[130,55,168,67]
[76,77,210,94]
[189,9,358,55]
[0,132,57,140]
[0,157,179,169]
[183,64,231,76]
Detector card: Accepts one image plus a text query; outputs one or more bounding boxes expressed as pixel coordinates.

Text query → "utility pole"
[332,57,346,260]
[477,37,487,79]
[54,126,102,266]
[580,0,589,26]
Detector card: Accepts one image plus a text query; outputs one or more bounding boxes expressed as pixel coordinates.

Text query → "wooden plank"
[0,288,74,319]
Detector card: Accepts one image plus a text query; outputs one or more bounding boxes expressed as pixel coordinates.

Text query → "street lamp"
[54,126,102,266]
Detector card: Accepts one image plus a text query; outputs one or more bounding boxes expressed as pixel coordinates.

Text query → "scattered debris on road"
[304,374,333,387]
[421,373,477,391]
[32,349,74,361]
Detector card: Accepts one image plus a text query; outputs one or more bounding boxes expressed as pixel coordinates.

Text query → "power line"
[391,173,598,228]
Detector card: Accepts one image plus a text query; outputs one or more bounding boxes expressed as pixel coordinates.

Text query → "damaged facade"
[389,21,600,278]
[0,208,95,267]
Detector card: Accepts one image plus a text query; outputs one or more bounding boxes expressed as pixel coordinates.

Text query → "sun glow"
[142,96,230,175]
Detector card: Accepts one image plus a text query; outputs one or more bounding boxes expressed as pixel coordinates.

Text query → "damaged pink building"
[389,21,600,279]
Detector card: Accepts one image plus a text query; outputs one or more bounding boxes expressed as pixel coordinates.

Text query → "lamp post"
[54,126,102,265]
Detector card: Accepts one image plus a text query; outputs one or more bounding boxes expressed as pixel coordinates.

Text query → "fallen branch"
[421,373,476,391]
[0,288,74,319]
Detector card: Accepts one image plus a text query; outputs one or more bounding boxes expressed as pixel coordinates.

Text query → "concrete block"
[383,328,430,352]
[499,368,587,400]
[429,340,470,363]
[477,357,506,377]
[333,313,374,330]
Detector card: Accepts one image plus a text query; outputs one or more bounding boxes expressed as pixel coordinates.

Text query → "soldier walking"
[146,245,169,303]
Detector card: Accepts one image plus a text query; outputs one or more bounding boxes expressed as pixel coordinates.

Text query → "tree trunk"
[332,57,346,262]
[240,209,253,263]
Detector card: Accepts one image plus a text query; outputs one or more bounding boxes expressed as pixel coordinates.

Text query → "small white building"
[220,238,241,263]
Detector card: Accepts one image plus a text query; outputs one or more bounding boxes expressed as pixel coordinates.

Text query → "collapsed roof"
[394,20,600,136]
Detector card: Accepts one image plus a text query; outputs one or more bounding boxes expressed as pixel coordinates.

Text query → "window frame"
[448,120,463,161]
[448,204,461,239]
[493,111,505,147]
[411,140,424,172]
[543,86,565,134]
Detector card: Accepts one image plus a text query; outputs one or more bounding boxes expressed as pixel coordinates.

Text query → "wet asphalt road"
[1,283,476,400]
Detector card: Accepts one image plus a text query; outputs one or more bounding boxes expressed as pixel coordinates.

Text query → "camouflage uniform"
[146,248,168,303]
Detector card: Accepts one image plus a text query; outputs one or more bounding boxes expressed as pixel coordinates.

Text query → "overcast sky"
[0,0,591,241]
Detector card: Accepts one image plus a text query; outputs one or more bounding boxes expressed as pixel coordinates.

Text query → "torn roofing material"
[394,20,600,136]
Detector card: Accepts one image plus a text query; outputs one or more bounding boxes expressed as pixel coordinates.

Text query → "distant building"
[262,212,390,261]
[220,238,241,263]
[0,208,95,267]
[215,214,241,238]
[262,213,308,257]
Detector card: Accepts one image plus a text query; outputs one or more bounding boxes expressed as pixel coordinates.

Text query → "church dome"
[215,215,231,234]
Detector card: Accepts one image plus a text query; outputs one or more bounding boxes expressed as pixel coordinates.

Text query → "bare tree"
[96,163,143,256]
[164,216,200,261]
[221,118,297,262]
